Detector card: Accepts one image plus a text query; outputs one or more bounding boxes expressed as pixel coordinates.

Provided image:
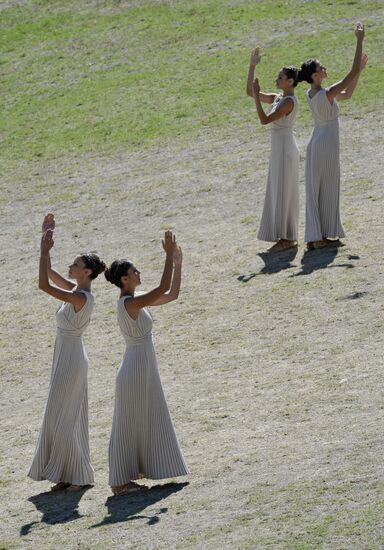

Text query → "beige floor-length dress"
[28,291,94,485]
[257,95,299,242]
[109,296,189,486]
[305,88,345,242]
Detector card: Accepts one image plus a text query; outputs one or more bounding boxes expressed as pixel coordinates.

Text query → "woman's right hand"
[355,22,364,41]
[42,213,55,234]
[41,229,54,254]
[250,47,261,65]
[162,230,176,255]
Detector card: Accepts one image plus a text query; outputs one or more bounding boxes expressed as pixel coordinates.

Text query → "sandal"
[112,482,149,495]
[51,482,71,492]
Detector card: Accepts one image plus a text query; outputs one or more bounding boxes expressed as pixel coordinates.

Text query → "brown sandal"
[51,482,71,492]
[112,482,149,495]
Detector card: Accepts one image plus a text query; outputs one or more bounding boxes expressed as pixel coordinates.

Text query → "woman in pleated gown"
[298,22,367,249]
[247,47,300,252]
[105,231,188,495]
[28,214,106,491]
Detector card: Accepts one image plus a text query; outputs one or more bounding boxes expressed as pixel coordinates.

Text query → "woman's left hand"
[360,52,368,71]
[253,78,260,95]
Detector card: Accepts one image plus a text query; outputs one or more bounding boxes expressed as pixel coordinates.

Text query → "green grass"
[1,0,382,167]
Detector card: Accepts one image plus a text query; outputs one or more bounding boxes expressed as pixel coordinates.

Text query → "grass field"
[1,0,384,549]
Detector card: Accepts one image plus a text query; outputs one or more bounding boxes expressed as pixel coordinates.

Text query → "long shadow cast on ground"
[90,482,189,528]
[238,247,299,281]
[290,249,359,277]
[20,486,92,536]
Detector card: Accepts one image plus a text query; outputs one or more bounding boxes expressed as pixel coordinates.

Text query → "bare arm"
[125,231,175,318]
[336,52,368,100]
[39,231,86,311]
[246,47,276,104]
[152,245,182,306]
[47,256,76,291]
[253,79,293,125]
[41,213,75,290]
[327,23,365,102]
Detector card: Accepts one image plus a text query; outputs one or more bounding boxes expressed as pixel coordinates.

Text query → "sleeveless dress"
[109,297,189,486]
[257,95,299,242]
[28,291,94,486]
[305,88,345,242]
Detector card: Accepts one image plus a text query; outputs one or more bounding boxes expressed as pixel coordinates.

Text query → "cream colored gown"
[28,291,94,486]
[305,88,345,242]
[258,95,299,242]
[109,297,189,486]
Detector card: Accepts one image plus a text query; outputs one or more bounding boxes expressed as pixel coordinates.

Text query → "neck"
[311,83,322,91]
[121,288,135,297]
[282,89,295,97]
[75,282,91,292]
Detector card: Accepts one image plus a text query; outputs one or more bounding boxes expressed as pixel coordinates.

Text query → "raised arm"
[246,47,277,104]
[326,22,365,103]
[151,245,182,306]
[39,231,86,311]
[41,213,75,290]
[125,231,175,318]
[253,78,293,125]
[336,52,368,100]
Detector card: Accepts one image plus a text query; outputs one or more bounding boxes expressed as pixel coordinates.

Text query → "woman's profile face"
[276,70,291,89]
[125,266,141,288]
[68,256,88,279]
[314,61,327,81]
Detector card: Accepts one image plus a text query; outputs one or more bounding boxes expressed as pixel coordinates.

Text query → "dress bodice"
[307,88,339,126]
[56,290,94,338]
[117,296,153,345]
[269,95,298,133]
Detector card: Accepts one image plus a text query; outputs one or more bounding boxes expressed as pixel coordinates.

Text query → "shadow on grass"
[90,481,189,528]
[290,249,359,277]
[238,247,298,281]
[20,485,92,536]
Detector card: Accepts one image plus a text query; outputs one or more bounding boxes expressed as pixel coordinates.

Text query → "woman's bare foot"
[112,481,149,495]
[51,481,71,492]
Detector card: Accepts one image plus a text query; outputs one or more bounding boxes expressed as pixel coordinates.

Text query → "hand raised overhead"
[250,47,262,65]
[162,230,176,255]
[253,77,261,94]
[41,229,54,254]
[355,22,364,41]
[42,213,55,234]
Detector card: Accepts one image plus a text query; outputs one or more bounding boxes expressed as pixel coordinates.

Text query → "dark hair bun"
[298,59,318,84]
[282,66,299,87]
[81,253,106,280]
[104,259,133,288]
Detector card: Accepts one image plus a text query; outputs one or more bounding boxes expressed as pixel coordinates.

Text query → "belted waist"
[57,328,82,339]
[124,333,152,346]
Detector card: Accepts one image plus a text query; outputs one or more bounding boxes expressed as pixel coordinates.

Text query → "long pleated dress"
[257,95,299,243]
[109,296,189,486]
[305,88,345,243]
[28,291,94,486]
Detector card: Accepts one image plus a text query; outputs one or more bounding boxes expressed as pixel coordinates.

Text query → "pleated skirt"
[305,123,345,242]
[258,131,299,242]
[109,341,189,486]
[28,335,94,485]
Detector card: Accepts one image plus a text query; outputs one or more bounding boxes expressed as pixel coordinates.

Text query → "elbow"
[260,119,269,126]
[159,282,171,293]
